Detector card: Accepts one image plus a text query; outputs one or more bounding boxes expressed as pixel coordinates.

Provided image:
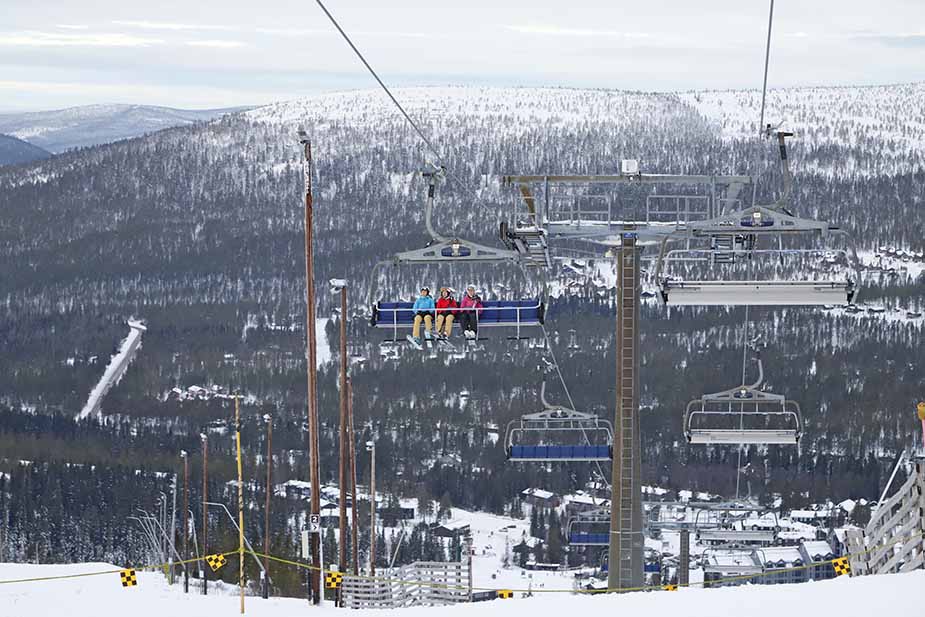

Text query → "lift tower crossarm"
[502,174,752,185]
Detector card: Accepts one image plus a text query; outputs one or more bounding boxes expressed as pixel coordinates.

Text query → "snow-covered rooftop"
[522,488,556,500]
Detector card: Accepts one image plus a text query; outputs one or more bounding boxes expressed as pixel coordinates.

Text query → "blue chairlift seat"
[505,406,614,463]
[568,532,609,546]
[508,444,612,461]
[371,299,544,329]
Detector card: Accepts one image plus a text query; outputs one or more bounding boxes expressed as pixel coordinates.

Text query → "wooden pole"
[338,286,349,572]
[201,433,208,595]
[263,415,272,599]
[917,402,925,451]
[369,442,376,576]
[235,396,245,615]
[182,451,189,593]
[299,130,322,604]
[347,378,359,575]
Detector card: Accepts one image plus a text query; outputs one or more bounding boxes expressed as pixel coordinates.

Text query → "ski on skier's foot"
[436,336,456,351]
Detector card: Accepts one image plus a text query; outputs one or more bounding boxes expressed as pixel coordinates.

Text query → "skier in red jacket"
[435,287,459,338]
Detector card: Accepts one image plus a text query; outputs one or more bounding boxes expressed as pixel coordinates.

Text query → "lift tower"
[503,170,752,591]
[609,230,644,589]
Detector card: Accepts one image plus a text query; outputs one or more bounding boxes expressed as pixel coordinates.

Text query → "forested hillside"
[1,85,923,569]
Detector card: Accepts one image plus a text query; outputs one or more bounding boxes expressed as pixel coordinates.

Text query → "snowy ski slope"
[76,319,146,420]
[0,561,921,617]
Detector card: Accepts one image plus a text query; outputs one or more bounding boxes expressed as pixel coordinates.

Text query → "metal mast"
[607,231,644,590]
[299,129,322,603]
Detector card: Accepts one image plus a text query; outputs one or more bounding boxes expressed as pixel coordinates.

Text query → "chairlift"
[655,132,858,307]
[567,509,610,546]
[692,504,780,546]
[656,214,857,306]
[696,528,777,546]
[369,167,548,342]
[683,352,802,445]
[505,382,613,462]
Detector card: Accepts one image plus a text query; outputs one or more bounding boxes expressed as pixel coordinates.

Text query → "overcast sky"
[2,0,923,111]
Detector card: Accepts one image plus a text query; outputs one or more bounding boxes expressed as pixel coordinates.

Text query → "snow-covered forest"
[0,85,923,577]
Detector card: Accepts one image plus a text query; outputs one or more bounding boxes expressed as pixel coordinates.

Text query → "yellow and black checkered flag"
[497,589,514,599]
[120,569,137,588]
[663,584,678,591]
[325,571,343,589]
[205,553,227,572]
[832,557,851,577]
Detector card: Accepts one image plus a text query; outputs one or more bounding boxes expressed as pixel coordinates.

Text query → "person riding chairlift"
[411,286,435,345]
[459,285,484,338]
[435,287,458,339]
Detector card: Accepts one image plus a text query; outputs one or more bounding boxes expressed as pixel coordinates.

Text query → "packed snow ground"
[0,561,921,617]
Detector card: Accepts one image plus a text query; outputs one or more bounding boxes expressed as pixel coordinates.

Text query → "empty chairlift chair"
[684,390,802,445]
[683,354,802,446]
[656,207,857,307]
[656,132,857,307]
[505,382,613,462]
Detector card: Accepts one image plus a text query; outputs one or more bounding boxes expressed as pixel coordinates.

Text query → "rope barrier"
[1,530,921,595]
[0,551,238,586]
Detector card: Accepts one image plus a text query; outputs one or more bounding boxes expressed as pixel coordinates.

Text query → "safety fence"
[846,458,925,576]
[339,561,470,609]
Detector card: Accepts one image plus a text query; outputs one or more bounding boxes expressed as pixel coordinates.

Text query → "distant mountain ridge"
[0,104,249,153]
[0,134,51,166]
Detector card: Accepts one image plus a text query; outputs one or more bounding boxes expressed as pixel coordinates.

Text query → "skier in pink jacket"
[459,285,483,338]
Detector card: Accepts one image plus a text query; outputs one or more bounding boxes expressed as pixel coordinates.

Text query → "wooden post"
[235,396,245,615]
[369,441,376,576]
[299,129,322,604]
[917,402,925,451]
[263,414,272,599]
[347,378,360,575]
[201,433,208,595]
[338,285,349,572]
[181,451,189,593]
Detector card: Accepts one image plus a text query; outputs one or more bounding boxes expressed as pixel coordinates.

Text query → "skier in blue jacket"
[411,286,435,344]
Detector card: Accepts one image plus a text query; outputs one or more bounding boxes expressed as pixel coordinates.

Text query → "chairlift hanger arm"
[681,204,843,238]
[696,388,787,404]
[422,166,449,243]
[385,168,539,266]
[389,238,520,265]
[518,407,605,423]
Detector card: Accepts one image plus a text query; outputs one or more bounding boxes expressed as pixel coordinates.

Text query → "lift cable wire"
[751,0,776,209]
[318,0,604,492]
[734,305,751,500]
[738,0,775,499]
[314,0,476,201]
[538,320,613,495]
